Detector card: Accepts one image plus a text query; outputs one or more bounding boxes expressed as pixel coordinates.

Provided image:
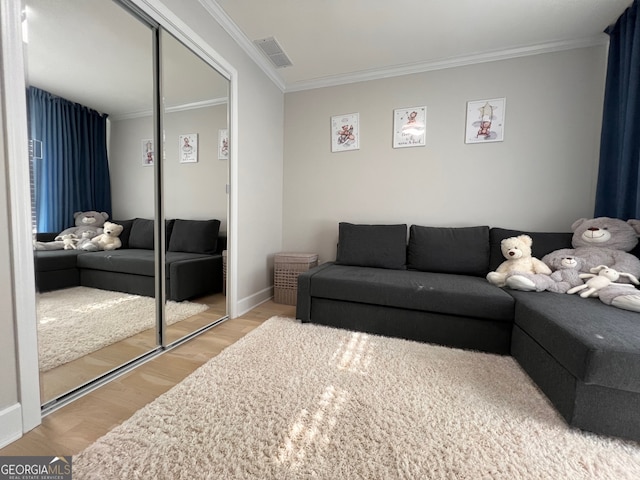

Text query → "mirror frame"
[1,0,238,431]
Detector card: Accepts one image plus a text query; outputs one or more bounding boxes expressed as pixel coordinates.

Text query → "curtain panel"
[27,86,112,233]
[595,0,640,219]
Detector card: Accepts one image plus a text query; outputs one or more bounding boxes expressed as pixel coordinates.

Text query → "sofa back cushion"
[168,219,221,255]
[489,228,573,271]
[128,218,155,250]
[407,225,490,276]
[336,223,407,270]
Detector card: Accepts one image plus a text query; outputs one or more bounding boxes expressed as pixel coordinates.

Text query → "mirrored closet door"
[26,0,230,408]
[159,29,229,345]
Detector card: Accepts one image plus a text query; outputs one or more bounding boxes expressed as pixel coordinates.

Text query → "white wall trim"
[112,96,228,121]
[0,403,23,449]
[237,287,274,317]
[285,35,609,92]
[1,0,42,434]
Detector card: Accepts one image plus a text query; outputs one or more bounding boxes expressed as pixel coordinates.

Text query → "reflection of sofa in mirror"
[34,218,225,301]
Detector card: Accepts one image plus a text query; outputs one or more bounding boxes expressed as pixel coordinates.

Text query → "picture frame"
[393,106,426,148]
[218,129,229,160]
[331,113,360,152]
[141,139,154,166]
[465,98,506,144]
[179,133,198,163]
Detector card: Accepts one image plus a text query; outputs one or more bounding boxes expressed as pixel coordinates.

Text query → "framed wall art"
[331,113,360,152]
[218,129,229,160]
[179,133,198,163]
[465,98,506,144]
[141,139,154,166]
[393,106,426,148]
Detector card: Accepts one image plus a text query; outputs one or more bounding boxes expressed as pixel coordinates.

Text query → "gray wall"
[282,46,607,263]
[109,104,229,230]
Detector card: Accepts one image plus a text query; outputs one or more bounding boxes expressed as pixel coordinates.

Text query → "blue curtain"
[28,87,111,232]
[595,0,640,218]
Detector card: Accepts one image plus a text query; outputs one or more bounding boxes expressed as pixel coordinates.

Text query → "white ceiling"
[24,0,632,115]
[212,0,632,91]
[25,0,228,119]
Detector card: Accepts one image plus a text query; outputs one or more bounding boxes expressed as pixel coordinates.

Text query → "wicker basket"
[274,253,319,305]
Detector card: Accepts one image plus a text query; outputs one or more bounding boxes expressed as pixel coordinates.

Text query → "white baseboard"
[236,286,273,317]
[0,403,22,449]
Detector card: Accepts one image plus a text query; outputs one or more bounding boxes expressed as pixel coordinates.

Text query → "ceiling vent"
[253,36,293,68]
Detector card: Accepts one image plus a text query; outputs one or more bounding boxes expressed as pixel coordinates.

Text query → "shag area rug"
[74,316,640,480]
[37,286,208,371]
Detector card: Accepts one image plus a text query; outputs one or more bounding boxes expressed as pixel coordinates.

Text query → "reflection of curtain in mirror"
[27,86,112,232]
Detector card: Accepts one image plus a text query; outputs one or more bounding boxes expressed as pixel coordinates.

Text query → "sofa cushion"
[128,218,155,250]
[510,290,640,394]
[309,264,514,321]
[336,223,407,270]
[77,249,156,276]
[407,225,490,277]
[126,218,176,250]
[489,228,573,271]
[34,250,83,272]
[168,219,221,255]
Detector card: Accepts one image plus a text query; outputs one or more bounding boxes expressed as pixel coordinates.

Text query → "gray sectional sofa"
[34,217,225,301]
[296,222,640,442]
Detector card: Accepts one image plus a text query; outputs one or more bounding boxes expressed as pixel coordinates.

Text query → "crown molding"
[194,2,608,94]
[198,0,286,92]
[111,97,227,121]
[285,35,609,93]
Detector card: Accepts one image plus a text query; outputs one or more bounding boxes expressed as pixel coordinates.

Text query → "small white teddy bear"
[567,265,640,298]
[89,221,124,251]
[487,234,551,287]
[60,233,78,250]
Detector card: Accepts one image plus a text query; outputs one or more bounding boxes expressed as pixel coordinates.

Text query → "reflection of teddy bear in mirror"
[33,211,109,251]
[86,221,124,251]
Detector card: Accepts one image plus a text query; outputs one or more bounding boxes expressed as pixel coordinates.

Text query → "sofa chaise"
[296,222,640,442]
[34,217,225,302]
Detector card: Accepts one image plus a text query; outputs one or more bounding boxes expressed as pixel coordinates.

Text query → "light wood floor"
[40,292,228,403]
[1,300,296,456]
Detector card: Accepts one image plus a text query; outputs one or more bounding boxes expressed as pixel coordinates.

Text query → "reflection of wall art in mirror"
[142,139,154,166]
[331,113,359,153]
[393,106,426,148]
[218,129,228,160]
[465,98,506,144]
[179,133,198,163]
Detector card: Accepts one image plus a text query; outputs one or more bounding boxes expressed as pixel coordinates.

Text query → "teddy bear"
[486,234,551,287]
[514,255,587,293]
[33,211,109,251]
[567,265,639,298]
[82,221,123,251]
[60,234,78,250]
[505,217,640,312]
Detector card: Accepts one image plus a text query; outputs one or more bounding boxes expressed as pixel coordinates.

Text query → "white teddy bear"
[87,221,124,251]
[60,234,78,250]
[486,234,551,287]
[567,265,639,298]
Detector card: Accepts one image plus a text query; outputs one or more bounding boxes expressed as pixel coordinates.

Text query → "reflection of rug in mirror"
[37,286,209,372]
